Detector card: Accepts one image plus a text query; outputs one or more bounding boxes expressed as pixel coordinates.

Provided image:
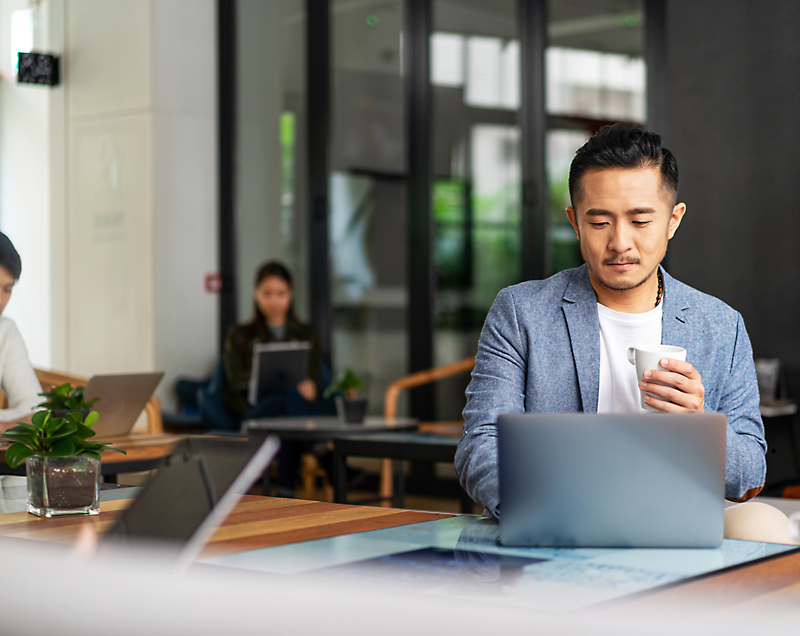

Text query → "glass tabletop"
[202,515,798,612]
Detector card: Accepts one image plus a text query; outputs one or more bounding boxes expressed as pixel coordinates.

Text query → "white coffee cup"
[626,344,687,411]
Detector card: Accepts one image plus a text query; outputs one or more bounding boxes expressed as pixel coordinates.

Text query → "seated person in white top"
[0,232,42,432]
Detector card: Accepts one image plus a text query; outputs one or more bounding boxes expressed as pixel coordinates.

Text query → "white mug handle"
[627,347,636,365]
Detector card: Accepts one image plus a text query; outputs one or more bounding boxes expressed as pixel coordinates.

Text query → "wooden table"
[0,494,448,559]
[0,433,184,480]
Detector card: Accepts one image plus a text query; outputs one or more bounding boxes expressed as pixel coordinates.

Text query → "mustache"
[603,258,640,265]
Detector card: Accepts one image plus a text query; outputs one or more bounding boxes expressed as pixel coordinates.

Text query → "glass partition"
[235,0,308,321]
[431,0,520,421]
[546,0,646,274]
[330,0,407,415]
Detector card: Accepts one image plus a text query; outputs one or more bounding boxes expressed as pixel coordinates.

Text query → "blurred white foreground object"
[789,512,800,541]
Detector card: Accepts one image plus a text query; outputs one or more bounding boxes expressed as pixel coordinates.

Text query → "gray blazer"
[455,264,767,517]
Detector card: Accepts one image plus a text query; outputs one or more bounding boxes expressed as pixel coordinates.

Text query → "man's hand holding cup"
[627,345,705,413]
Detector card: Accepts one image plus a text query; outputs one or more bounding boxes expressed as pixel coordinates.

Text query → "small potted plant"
[37,383,99,419]
[324,368,368,424]
[1,410,125,517]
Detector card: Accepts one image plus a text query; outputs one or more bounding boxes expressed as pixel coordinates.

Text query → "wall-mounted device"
[17,52,59,86]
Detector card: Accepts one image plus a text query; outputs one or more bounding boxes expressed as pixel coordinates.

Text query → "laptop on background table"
[498,413,727,548]
[84,373,164,437]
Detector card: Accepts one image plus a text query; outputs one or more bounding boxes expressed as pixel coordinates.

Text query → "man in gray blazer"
[456,124,766,519]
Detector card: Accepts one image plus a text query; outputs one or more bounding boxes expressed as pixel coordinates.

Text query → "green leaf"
[49,422,78,440]
[41,438,76,458]
[66,411,84,425]
[54,384,71,397]
[85,397,100,408]
[83,411,99,428]
[44,416,67,436]
[31,410,49,428]
[68,435,90,449]
[9,423,37,434]
[5,444,35,469]
[72,422,96,439]
[1,432,37,446]
[83,441,125,456]
[1,430,33,440]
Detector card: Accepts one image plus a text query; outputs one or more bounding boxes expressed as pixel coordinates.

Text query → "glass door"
[546,0,646,273]
[329,0,407,414]
[431,0,521,420]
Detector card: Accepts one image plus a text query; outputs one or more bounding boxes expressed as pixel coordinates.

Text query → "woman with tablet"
[0,233,43,432]
[223,261,328,496]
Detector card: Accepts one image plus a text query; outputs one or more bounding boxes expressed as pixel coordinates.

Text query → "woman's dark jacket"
[223,316,323,416]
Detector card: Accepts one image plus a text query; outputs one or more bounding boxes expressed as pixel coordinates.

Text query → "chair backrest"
[36,368,88,391]
[383,357,475,420]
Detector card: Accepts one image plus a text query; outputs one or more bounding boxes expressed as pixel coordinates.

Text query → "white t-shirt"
[597,303,663,413]
[0,316,42,420]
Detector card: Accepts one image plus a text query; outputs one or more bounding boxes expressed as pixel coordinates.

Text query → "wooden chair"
[30,368,164,434]
[300,452,333,502]
[379,356,475,504]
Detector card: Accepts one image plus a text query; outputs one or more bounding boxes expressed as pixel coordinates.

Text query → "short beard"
[589,263,659,292]
[582,244,665,294]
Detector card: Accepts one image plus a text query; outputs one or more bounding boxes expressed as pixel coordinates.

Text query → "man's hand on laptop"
[639,358,706,413]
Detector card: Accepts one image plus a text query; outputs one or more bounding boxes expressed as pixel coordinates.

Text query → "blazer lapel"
[562,266,601,413]
[659,267,691,352]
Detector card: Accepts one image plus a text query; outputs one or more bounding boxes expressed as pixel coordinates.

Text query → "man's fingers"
[641,381,691,406]
[643,393,683,412]
[640,380,704,411]
[657,357,700,378]
[644,369,692,390]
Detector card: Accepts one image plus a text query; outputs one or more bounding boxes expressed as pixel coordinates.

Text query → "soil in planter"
[30,463,98,509]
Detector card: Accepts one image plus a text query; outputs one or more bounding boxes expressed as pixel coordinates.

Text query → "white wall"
[0,0,219,413]
[153,0,218,408]
[0,0,60,369]
[64,0,155,377]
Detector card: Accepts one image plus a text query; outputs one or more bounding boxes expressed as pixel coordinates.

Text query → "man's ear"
[667,202,686,239]
[566,206,580,240]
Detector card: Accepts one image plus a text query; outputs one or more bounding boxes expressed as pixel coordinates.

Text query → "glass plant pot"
[26,455,100,517]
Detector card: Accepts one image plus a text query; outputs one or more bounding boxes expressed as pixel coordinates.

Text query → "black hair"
[0,232,21,280]
[235,260,298,353]
[568,124,679,207]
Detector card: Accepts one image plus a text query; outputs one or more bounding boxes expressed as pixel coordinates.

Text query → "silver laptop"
[84,373,164,437]
[102,435,280,563]
[498,413,727,548]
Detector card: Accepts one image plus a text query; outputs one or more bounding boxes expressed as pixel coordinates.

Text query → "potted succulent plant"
[37,383,99,419]
[324,368,368,424]
[1,410,125,517]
